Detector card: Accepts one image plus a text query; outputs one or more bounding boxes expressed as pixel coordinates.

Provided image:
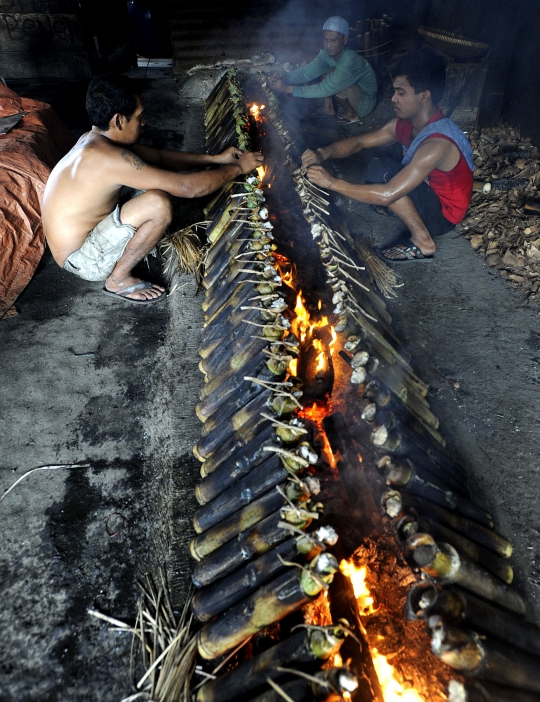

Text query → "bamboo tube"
[192,509,290,587]
[432,624,540,693]
[246,669,357,702]
[193,395,270,461]
[198,376,274,430]
[197,557,338,660]
[381,490,513,558]
[377,451,465,498]
[207,198,243,245]
[448,679,540,702]
[205,217,249,269]
[196,627,346,702]
[190,486,286,562]
[191,539,297,621]
[245,679,309,702]
[379,456,492,527]
[398,514,513,584]
[407,582,540,656]
[203,280,258,326]
[191,526,334,621]
[199,334,268,379]
[199,423,275,479]
[193,410,270,468]
[407,534,525,615]
[200,306,262,356]
[193,455,302,533]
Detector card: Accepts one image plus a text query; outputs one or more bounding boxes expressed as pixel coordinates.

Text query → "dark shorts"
[365,156,453,237]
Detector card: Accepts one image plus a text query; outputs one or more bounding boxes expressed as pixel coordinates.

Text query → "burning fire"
[312,338,326,372]
[249,103,265,120]
[256,165,266,182]
[340,559,425,702]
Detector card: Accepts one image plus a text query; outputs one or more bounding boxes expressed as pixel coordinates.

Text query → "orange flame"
[312,338,326,372]
[288,357,298,377]
[256,165,266,182]
[328,326,337,356]
[340,559,425,702]
[249,103,265,120]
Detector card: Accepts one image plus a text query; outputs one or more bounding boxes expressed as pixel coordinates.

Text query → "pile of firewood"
[456,124,540,303]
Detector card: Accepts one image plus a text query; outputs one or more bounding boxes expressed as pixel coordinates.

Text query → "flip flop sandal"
[102,281,167,304]
[378,242,434,263]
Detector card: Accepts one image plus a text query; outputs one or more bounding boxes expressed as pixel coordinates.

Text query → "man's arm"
[306,138,453,206]
[301,118,398,168]
[131,144,243,171]
[115,147,263,198]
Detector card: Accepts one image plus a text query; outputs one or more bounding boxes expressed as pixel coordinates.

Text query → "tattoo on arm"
[121,150,145,170]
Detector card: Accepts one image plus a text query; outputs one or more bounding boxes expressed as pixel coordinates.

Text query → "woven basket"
[418,26,489,60]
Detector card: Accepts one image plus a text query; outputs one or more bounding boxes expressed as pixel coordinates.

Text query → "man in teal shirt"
[268,16,377,123]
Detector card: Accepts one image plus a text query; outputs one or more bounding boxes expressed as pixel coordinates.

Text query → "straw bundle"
[160,223,209,290]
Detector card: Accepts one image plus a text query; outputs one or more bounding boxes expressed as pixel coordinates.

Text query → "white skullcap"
[323,16,350,36]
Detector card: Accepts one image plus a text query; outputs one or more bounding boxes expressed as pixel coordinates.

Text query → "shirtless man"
[42,73,263,303]
[301,49,473,261]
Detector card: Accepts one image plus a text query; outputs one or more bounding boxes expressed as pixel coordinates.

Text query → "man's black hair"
[86,73,140,131]
[393,49,447,105]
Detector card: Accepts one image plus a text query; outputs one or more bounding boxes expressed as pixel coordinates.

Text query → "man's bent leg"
[105,189,172,301]
[385,195,436,258]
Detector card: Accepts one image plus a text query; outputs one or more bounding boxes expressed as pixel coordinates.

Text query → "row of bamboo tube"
[191,70,359,702]
[256,77,540,700]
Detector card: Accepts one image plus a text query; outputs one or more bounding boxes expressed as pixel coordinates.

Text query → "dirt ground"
[1,70,540,702]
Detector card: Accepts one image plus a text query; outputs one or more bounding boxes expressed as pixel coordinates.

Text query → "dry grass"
[355,235,402,298]
[160,223,209,291]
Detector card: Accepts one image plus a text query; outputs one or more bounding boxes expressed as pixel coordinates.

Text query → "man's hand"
[301,149,323,169]
[306,165,337,190]
[268,73,293,95]
[214,146,243,165]
[238,151,264,174]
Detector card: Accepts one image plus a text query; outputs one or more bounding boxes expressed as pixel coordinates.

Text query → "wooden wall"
[0,0,91,78]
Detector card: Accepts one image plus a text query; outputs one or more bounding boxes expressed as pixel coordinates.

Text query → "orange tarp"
[0,84,75,320]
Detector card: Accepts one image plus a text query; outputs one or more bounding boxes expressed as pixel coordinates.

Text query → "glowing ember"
[256,165,266,181]
[288,357,298,377]
[371,650,425,702]
[340,560,426,702]
[249,103,265,120]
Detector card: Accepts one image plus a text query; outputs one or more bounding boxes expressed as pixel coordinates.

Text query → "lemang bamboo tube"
[407,534,525,615]
[193,394,271,461]
[378,456,492,527]
[198,423,275,480]
[397,514,513,584]
[448,679,540,702]
[192,509,292,587]
[191,525,336,622]
[196,626,347,702]
[193,454,317,533]
[407,582,540,656]
[381,490,513,558]
[197,555,339,660]
[432,623,540,693]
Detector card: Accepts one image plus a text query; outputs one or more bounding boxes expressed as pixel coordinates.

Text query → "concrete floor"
[2,69,540,701]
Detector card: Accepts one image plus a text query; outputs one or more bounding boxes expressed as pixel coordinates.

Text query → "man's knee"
[143,189,173,223]
[365,156,401,185]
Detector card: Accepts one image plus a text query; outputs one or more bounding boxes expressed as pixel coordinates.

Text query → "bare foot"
[105,274,165,301]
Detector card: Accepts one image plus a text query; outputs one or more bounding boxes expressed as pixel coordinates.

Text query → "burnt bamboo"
[198,423,275,479]
[203,280,260,326]
[448,679,540,702]
[191,539,297,621]
[197,559,338,660]
[199,306,262,356]
[196,627,346,702]
[376,452,467,500]
[398,514,513,584]
[191,509,291,587]
[193,455,293,533]
[432,624,540,693]
[381,490,513,558]
[198,381,273,433]
[407,582,540,656]
[379,456,492,527]
[407,534,525,615]
[199,334,269,379]
[193,395,271,461]
[190,487,287,561]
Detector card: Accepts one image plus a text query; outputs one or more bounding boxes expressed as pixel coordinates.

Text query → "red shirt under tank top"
[395,109,473,224]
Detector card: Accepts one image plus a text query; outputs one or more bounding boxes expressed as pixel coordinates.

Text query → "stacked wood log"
[456,123,540,304]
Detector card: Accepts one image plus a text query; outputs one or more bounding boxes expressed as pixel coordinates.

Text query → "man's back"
[42,132,126,266]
